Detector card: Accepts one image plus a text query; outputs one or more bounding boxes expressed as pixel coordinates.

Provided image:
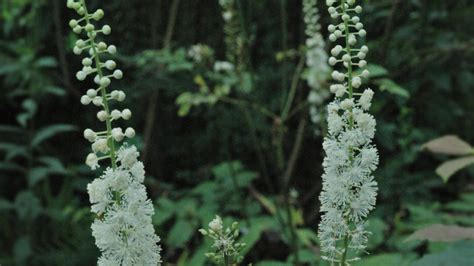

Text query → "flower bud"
[111,128,124,142]
[92,139,109,153]
[83,129,97,142]
[97,110,107,121]
[102,25,111,35]
[80,95,91,105]
[76,71,86,81]
[87,89,97,98]
[111,110,122,120]
[121,109,132,120]
[92,9,104,21]
[105,60,116,70]
[113,70,123,79]
[107,45,117,54]
[82,57,92,66]
[85,153,99,170]
[125,127,136,138]
[100,77,111,87]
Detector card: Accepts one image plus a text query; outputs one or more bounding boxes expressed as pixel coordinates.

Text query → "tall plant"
[318,0,378,264]
[66,0,161,264]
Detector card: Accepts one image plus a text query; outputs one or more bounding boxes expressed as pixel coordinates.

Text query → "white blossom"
[88,145,161,265]
[303,0,331,134]
[318,0,378,263]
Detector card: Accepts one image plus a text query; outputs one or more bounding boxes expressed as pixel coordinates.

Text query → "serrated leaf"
[435,156,474,182]
[423,135,473,155]
[406,224,474,242]
[31,124,76,147]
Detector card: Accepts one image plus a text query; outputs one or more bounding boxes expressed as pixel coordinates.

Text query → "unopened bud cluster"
[67,0,134,170]
[199,215,246,265]
[318,0,379,263]
[303,0,331,131]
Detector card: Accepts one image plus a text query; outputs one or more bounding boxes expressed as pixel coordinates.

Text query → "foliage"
[0,0,473,265]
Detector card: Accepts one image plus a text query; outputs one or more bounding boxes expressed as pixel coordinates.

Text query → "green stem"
[281,55,306,122]
[341,1,352,264]
[340,234,349,265]
[223,253,231,266]
[81,0,116,169]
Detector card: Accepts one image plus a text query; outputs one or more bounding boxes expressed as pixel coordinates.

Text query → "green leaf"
[355,64,388,78]
[366,218,388,250]
[153,198,176,226]
[31,124,77,147]
[356,253,414,266]
[0,198,14,210]
[14,236,32,264]
[14,190,41,221]
[256,261,291,266]
[34,57,57,68]
[27,167,50,187]
[413,240,474,266]
[423,135,473,155]
[435,156,474,182]
[406,224,474,242]
[166,220,195,248]
[375,78,410,98]
[38,156,68,174]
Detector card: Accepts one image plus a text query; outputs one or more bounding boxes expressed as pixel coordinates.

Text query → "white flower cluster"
[67,0,135,170]
[67,1,161,265]
[303,0,331,132]
[188,44,214,63]
[88,146,162,265]
[199,215,246,264]
[318,0,378,263]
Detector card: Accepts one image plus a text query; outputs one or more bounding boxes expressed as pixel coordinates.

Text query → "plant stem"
[81,0,116,169]
[340,234,349,265]
[143,0,180,165]
[341,1,352,264]
[281,56,306,120]
[224,253,231,266]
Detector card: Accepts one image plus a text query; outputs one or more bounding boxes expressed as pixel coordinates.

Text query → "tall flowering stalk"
[302,0,331,132]
[318,0,378,264]
[66,0,161,264]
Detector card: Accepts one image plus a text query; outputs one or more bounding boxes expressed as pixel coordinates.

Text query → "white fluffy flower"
[318,0,377,261]
[117,145,139,168]
[87,145,161,265]
[209,215,223,232]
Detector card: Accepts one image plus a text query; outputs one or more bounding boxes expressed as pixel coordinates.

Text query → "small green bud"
[113,70,123,79]
[102,25,111,35]
[82,58,92,66]
[85,24,95,32]
[69,19,78,28]
[92,9,104,21]
[198,229,208,235]
[66,0,75,9]
[97,42,107,51]
[73,25,82,34]
[71,2,81,10]
[77,7,85,15]
[107,45,117,54]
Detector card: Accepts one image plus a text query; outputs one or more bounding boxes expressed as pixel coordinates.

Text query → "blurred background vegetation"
[0,0,474,265]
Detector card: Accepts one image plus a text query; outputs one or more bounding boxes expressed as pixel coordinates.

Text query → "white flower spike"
[318,0,378,264]
[67,0,161,264]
